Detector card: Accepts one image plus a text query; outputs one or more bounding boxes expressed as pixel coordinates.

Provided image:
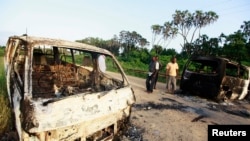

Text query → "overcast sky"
[1,0,250,52]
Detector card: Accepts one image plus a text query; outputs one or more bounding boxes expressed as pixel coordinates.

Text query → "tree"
[240,21,250,60]
[105,35,120,56]
[220,31,247,62]
[241,20,250,41]
[151,45,163,55]
[192,34,220,56]
[161,48,178,56]
[75,37,120,55]
[138,37,149,48]
[151,24,163,47]
[172,10,219,56]
[151,22,178,51]
[119,30,149,58]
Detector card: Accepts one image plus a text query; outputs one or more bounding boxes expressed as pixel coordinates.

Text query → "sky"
[1,0,250,52]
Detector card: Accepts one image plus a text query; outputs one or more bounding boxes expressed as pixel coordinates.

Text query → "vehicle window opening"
[13,44,26,87]
[186,60,218,74]
[225,63,249,79]
[32,47,125,98]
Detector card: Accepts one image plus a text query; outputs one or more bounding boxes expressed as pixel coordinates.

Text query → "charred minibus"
[4,35,136,141]
[180,56,250,101]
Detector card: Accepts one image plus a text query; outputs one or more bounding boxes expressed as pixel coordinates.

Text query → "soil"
[120,75,250,141]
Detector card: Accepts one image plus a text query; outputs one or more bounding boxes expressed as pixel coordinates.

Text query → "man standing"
[154,56,162,89]
[166,56,179,94]
[98,54,106,72]
[146,56,157,93]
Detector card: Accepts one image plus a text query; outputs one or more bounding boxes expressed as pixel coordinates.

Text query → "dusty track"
[121,74,250,141]
[1,73,250,141]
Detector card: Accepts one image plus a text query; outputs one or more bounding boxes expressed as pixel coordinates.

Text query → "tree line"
[1,10,249,74]
[75,10,250,68]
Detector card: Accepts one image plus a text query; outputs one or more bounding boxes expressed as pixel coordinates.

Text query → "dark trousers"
[146,75,156,92]
[154,72,159,88]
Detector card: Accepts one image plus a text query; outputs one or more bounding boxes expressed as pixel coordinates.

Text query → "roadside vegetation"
[75,11,250,80]
[0,48,12,137]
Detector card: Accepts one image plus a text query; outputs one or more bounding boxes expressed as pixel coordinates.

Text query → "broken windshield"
[186,60,219,74]
[31,45,125,98]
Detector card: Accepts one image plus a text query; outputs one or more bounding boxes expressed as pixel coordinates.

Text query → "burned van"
[180,56,250,101]
[4,35,136,141]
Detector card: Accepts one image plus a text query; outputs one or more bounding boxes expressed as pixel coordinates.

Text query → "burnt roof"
[190,56,250,69]
[8,35,113,56]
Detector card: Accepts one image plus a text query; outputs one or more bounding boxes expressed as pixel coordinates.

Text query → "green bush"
[0,57,12,137]
[0,47,5,57]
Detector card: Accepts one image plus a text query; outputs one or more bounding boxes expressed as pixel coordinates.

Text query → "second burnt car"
[180,56,250,101]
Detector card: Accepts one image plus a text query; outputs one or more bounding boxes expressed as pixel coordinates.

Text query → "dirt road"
[1,73,249,141]
[121,74,250,141]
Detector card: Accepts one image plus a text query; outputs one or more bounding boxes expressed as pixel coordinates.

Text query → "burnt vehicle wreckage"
[4,35,136,141]
[180,56,250,101]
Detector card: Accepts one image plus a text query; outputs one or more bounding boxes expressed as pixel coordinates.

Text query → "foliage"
[119,30,149,58]
[161,48,178,56]
[76,37,120,56]
[0,57,12,137]
[151,10,219,56]
[75,19,250,69]
[173,10,219,55]
[73,20,250,82]
[0,47,5,56]
[219,31,248,63]
[151,23,178,49]
[240,20,250,41]
[240,21,250,61]
[191,35,221,56]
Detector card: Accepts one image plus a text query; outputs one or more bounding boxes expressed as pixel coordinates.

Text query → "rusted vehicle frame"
[180,56,250,101]
[4,35,136,141]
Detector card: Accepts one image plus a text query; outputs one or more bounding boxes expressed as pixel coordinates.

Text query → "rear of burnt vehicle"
[180,56,250,101]
[4,35,135,141]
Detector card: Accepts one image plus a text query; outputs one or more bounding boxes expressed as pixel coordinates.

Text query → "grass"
[0,56,12,137]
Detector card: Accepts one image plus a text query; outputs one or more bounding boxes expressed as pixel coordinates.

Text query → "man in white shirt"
[154,56,162,89]
[98,54,106,72]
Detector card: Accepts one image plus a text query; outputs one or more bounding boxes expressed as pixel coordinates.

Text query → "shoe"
[147,90,153,94]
